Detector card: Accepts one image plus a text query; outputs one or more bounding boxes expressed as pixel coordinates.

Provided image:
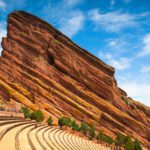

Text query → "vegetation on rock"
[80,121,89,135]
[124,135,134,150]
[58,117,67,129]
[115,133,127,146]
[21,106,30,118]
[133,139,142,150]
[71,120,80,131]
[88,124,96,140]
[30,110,44,122]
[96,131,114,144]
[65,117,73,127]
[47,116,53,126]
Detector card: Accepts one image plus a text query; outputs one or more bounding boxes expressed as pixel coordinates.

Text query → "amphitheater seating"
[0,116,111,150]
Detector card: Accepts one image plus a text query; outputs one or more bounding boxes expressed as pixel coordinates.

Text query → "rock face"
[0,11,150,148]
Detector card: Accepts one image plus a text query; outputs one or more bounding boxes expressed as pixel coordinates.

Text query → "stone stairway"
[0,117,111,150]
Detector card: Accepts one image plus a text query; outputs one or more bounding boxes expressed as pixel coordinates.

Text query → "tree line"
[21,107,142,150]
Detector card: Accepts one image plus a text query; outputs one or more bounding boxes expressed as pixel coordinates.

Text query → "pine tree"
[115,133,126,146]
[30,110,44,122]
[47,116,53,126]
[96,131,104,141]
[133,139,142,150]
[88,124,95,140]
[80,121,88,135]
[21,106,30,118]
[66,117,73,127]
[58,117,66,129]
[72,121,80,131]
[124,135,134,150]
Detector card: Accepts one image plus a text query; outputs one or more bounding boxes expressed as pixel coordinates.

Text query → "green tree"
[80,121,88,135]
[66,117,73,127]
[88,124,95,140]
[124,135,134,150]
[104,135,114,144]
[72,121,80,131]
[30,110,44,122]
[115,133,127,146]
[47,116,53,126]
[96,131,113,144]
[96,131,104,141]
[58,117,67,129]
[133,139,142,150]
[21,106,30,118]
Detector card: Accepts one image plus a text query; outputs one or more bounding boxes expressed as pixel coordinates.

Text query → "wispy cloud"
[0,21,6,55]
[109,58,132,70]
[88,9,137,32]
[88,9,149,33]
[106,38,129,54]
[99,51,132,70]
[0,0,6,11]
[141,66,150,73]
[118,77,150,106]
[137,34,150,57]
[63,0,82,7]
[60,11,85,37]
[43,0,85,38]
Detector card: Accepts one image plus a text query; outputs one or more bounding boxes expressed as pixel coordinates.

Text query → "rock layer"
[0,11,149,148]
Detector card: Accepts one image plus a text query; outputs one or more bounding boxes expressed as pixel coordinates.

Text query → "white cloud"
[137,34,150,57]
[63,0,81,7]
[60,12,85,37]
[99,51,132,70]
[98,37,134,71]
[109,58,132,70]
[106,37,136,56]
[0,0,6,11]
[99,51,113,59]
[119,81,150,106]
[43,0,85,38]
[108,40,118,46]
[88,9,137,32]
[0,21,6,55]
[141,66,150,73]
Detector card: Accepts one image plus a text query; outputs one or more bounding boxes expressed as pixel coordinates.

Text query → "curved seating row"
[0,118,111,150]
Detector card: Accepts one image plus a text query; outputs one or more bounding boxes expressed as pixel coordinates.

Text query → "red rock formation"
[0,11,149,148]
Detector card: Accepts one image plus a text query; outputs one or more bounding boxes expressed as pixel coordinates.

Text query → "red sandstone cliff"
[0,11,149,148]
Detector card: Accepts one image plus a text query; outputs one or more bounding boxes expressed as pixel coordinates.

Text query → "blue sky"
[0,0,150,106]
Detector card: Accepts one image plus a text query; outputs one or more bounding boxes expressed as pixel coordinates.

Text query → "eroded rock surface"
[0,11,149,148]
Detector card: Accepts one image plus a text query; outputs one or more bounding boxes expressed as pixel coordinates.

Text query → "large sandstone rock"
[0,11,149,148]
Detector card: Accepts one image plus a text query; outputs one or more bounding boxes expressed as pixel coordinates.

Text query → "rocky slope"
[0,11,149,148]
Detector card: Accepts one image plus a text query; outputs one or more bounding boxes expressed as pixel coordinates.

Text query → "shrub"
[115,133,127,146]
[96,131,114,144]
[47,116,53,126]
[88,124,95,140]
[124,135,134,150]
[80,121,88,135]
[96,131,104,141]
[65,117,73,127]
[72,121,80,131]
[58,117,73,129]
[104,135,114,144]
[58,117,67,129]
[30,110,44,122]
[21,106,30,118]
[133,139,142,150]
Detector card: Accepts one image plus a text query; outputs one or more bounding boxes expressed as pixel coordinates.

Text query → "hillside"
[0,11,149,149]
